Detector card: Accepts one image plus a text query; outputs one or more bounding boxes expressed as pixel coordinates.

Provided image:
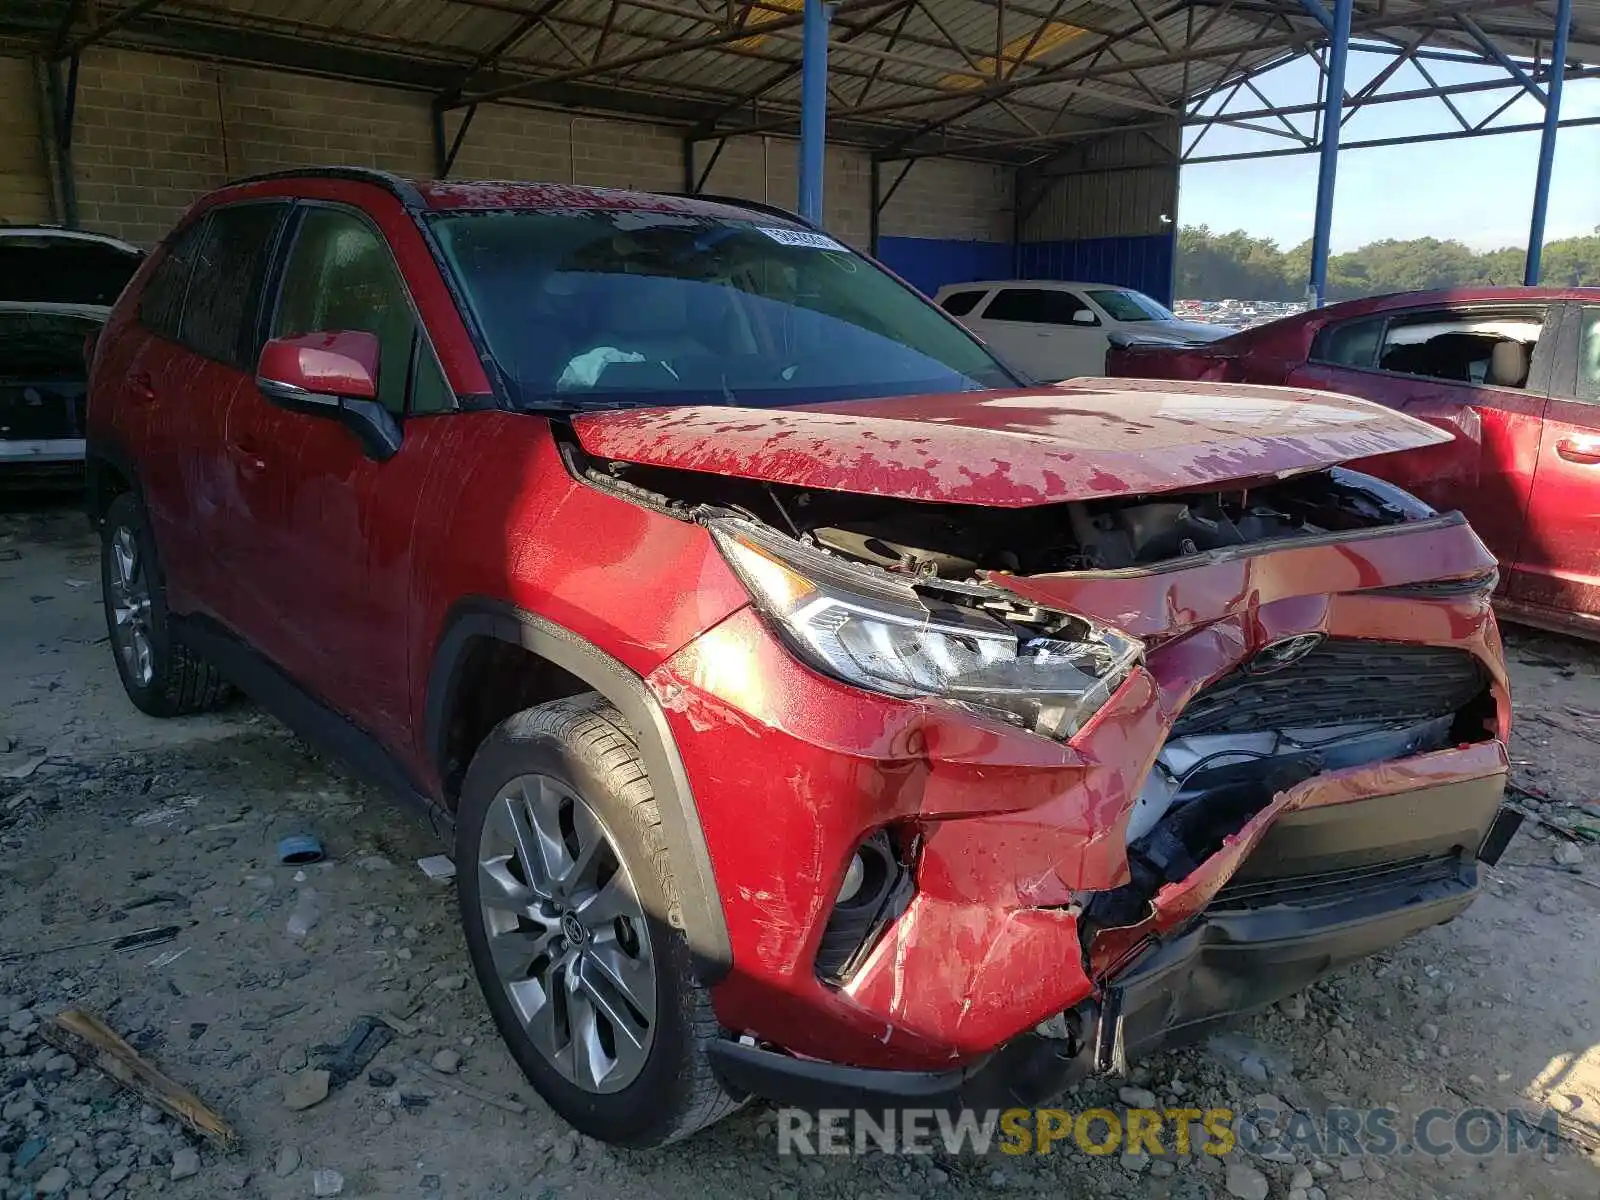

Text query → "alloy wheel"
[477,774,657,1094]
[108,525,155,688]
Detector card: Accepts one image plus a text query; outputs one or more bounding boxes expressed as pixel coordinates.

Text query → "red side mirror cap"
[257,331,380,403]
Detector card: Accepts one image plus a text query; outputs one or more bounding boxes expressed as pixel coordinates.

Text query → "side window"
[1040,290,1097,325]
[1375,307,1545,389]
[981,288,1046,323]
[1311,316,1383,368]
[180,203,287,368]
[981,288,1095,325]
[138,220,207,342]
[940,290,986,317]
[272,207,449,416]
[1579,308,1600,403]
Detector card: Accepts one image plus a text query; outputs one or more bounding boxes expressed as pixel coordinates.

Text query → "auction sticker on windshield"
[759,227,850,252]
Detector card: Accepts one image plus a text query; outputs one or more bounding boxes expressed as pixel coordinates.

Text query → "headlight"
[709,518,1142,738]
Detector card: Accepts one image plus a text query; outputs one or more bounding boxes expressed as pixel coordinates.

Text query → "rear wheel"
[100,492,229,717]
[455,695,741,1146]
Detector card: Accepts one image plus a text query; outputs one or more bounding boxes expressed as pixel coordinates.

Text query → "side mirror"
[1072,310,1098,326]
[256,331,401,462]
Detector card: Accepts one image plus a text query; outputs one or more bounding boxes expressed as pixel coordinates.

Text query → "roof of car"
[1317,286,1600,313]
[213,167,810,228]
[936,280,1137,294]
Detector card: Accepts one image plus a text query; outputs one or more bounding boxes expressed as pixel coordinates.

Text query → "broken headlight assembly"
[709,517,1142,738]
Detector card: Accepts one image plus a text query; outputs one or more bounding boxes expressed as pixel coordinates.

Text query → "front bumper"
[712,790,1518,1111]
[652,515,1509,1074]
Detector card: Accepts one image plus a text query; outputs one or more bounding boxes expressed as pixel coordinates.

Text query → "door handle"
[229,441,267,476]
[130,372,155,402]
[1556,436,1600,465]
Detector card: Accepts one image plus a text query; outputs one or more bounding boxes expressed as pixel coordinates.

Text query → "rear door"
[967,287,1106,380]
[1513,304,1600,623]
[106,219,212,611]
[1285,303,1553,585]
[235,201,455,744]
[162,202,291,637]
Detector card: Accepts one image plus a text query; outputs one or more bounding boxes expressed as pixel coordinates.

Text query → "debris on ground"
[41,1007,239,1149]
[282,1068,332,1112]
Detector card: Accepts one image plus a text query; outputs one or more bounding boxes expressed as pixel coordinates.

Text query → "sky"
[1176,51,1600,254]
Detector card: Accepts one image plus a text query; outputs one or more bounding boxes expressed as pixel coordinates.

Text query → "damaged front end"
[575,441,1513,1104]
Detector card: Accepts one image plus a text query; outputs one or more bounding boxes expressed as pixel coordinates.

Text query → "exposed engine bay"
[565,437,1494,930]
[568,440,1435,581]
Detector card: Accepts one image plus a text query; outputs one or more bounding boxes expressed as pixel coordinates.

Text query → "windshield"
[430,210,1018,409]
[1088,289,1173,323]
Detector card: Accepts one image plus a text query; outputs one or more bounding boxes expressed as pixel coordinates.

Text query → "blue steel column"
[1526,0,1573,285]
[1307,0,1352,308]
[798,0,831,225]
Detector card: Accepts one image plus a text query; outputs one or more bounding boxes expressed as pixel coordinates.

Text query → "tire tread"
[471,694,742,1145]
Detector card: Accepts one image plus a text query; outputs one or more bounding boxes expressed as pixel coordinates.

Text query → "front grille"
[1211,853,1465,911]
[1170,639,1486,739]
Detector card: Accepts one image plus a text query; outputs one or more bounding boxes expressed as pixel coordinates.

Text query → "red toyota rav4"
[87,168,1517,1146]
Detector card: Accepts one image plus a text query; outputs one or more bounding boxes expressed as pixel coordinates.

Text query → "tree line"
[1176,224,1600,301]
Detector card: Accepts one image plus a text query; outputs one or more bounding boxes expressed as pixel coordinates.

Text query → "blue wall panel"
[874,233,1176,306]
[1016,233,1176,306]
[875,236,1012,297]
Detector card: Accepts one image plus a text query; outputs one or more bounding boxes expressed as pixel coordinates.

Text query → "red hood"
[571,377,1450,507]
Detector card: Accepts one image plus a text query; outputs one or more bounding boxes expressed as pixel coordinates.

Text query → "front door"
[1514,304,1600,624]
[1285,303,1553,591]
[969,287,1106,380]
[242,202,456,748]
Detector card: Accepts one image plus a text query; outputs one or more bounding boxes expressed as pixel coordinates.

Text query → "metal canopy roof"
[1,0,1596,165]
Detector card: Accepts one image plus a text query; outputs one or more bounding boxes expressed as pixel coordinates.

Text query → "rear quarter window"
[138,220,207,342]
[939,290,987,317]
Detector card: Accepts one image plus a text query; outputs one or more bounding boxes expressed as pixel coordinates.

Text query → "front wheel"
[455,695,741,1146]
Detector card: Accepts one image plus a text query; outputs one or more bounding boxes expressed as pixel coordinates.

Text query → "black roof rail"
[227,166,428,210]
[662,192,816,229]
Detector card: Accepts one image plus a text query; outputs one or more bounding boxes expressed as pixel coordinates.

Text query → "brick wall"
[4,47,1012,252]
[879,156,1012,242]
[0,57,52,225]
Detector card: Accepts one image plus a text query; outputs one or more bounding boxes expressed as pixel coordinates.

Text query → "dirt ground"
[2,495,1600,1200]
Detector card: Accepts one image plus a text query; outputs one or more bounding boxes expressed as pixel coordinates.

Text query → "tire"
[456,694,742,1147]
[100,491,230,717]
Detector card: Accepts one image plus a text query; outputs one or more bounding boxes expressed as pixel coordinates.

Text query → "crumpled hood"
[570,377,1451,508]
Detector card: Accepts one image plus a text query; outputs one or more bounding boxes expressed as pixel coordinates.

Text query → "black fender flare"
[424,598,733,983]
[84,435,144,527]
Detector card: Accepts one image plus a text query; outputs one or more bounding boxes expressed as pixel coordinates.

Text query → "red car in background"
[1109,288,1600,641]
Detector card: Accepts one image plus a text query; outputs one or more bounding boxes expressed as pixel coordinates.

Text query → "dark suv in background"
[87,169,1516,1145]
[1,226,142,484]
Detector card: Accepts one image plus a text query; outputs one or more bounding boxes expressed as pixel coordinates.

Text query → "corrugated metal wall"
[1015,234,1175,303]
[876,235,1011,294]
[1014,122,1181,303]
[1018,125,1179,242]
[874,125,1182,302]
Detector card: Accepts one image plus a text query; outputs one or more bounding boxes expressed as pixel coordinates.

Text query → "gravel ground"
[2,497,1599,1200]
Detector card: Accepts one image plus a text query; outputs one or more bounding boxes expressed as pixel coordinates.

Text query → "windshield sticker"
[758,227,850,252]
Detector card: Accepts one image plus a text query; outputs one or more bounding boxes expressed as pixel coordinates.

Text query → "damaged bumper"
[708,748,1513,1110]
[651,513,1511,1089]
